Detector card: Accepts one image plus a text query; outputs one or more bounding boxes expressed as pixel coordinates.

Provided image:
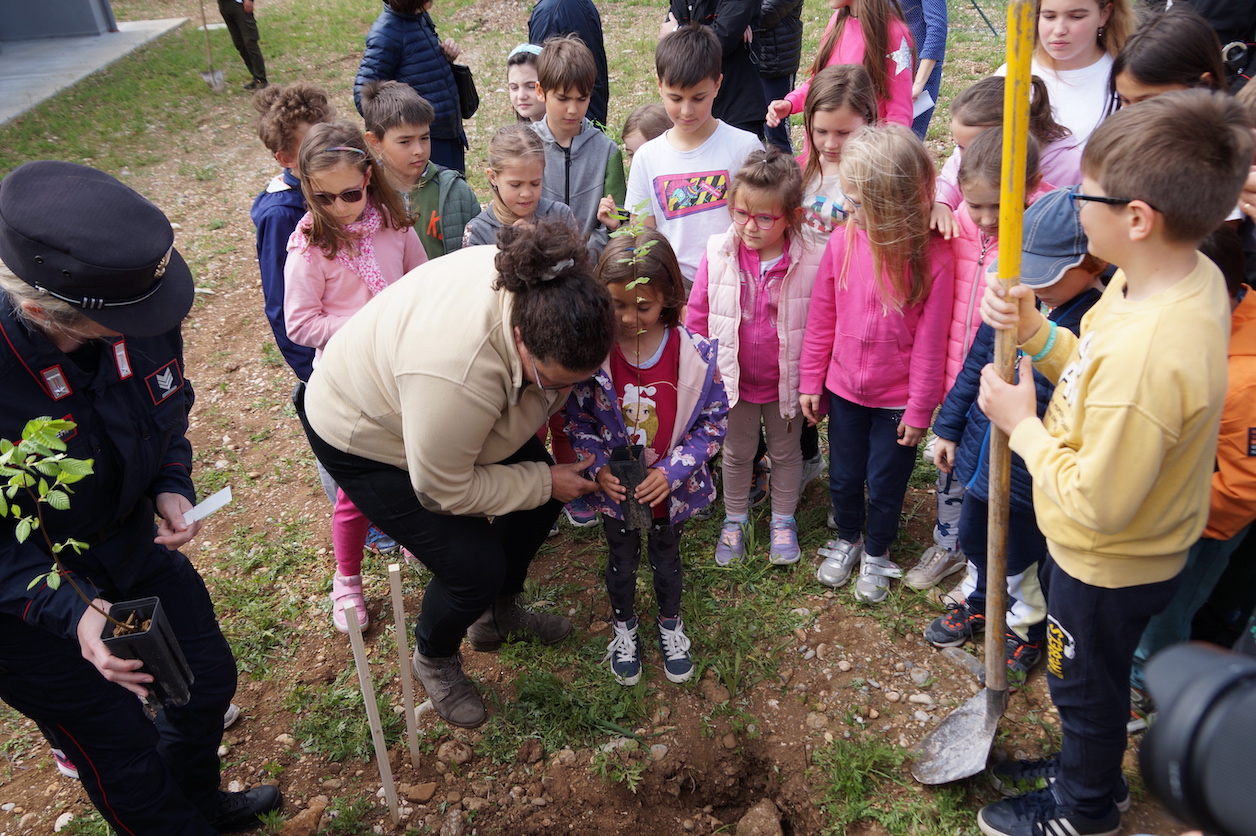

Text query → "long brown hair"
[808,0,910,105]
[839,124,935,309]
[295,121,410,258]
[801,64,879,189]
[950,76,1071,146]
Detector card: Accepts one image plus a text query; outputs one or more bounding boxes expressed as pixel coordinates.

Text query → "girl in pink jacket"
[799,124,954,604]
[766,0,915,135]
[284,122,426,632]
[687,149,825,567]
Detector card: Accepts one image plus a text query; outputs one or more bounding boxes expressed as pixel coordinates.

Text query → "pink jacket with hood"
[800,226,955,429]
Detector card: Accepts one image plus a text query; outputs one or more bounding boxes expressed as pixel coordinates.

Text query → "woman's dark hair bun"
[494,218,592,291]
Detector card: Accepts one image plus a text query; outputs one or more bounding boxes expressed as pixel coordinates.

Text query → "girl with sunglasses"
[285,120,426,633]
[687,148,824,567]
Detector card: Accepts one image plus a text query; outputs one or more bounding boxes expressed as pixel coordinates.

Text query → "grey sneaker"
[853,552,902,603]
[799,453,827,491]
[410,649,486,728]
[816,538,862,587]
[768,518,801,565]
[903,545,966,590]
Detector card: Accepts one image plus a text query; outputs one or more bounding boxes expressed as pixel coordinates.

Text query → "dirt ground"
[0,0,1194,833]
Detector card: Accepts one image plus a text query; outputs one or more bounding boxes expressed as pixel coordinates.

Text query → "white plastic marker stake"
[184,486,232,524]
[388,564,422,769]
[343,601,400,825]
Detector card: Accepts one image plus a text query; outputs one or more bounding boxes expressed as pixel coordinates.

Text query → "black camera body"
[1141,642,1256,836]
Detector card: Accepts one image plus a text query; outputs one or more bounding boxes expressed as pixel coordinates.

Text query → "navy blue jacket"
[670,0,766,131]
[755,0,804,79]
[529,0,610,129]
[354,4,465,144]
[0,298,196,639]
[250,169,316,382]
[932,287,1102,512]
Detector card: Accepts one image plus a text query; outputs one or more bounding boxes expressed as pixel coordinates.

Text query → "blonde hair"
[622,103,672,143]
[839,124,935,309]
[487,124,548,225]
[0,259,93,332]
[801,64,879,190]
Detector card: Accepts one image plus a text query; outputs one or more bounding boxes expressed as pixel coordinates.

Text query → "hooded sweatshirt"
[532,117,625,254]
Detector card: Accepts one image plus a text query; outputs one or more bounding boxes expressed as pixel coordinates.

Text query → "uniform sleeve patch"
[145,360,185,405]
[1248,427,1256,457]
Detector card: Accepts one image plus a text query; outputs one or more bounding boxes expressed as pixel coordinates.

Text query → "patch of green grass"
[320,791,381,835]
[812,735,988,836]
[61,811,116,836]
[284,665,403,762]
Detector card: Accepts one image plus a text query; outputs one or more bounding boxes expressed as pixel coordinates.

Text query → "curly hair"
[253,82,335,157]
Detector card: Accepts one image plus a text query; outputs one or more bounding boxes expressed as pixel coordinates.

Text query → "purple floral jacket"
[563,326,728,524]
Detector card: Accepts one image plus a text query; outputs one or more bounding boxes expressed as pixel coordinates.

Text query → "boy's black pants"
[1040,554,1179,817]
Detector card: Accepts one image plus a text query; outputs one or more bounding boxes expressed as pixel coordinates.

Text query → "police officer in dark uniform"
[0,161,281,834]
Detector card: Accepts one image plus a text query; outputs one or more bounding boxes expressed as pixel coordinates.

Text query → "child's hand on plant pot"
[596,465,627,502]
[636,468,671,508]
[77,600,151,698]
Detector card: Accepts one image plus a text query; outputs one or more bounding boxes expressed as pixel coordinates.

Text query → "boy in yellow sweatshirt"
[975,91,1254,836]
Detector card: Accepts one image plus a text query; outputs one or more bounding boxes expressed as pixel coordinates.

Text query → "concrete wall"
[0,0,117,42]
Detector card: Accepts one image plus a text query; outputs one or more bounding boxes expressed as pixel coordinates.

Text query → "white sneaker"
[853,552,902,603]
[903,546,966,590]
[799,453,827,491]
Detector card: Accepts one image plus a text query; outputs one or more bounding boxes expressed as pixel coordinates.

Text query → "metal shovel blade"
[910,687,1007,784]
[200,69,226,93]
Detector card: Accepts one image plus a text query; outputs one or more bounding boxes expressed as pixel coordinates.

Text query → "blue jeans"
[1130,525,1251,690]
[826,393,918,556]
[760,74,794,154]
[0,551,235,835]
[1040,555,1178,817]
[958,494,1048,642]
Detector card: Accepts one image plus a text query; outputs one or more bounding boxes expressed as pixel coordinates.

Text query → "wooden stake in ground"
[389,563,423,769]
[343,601,400,825]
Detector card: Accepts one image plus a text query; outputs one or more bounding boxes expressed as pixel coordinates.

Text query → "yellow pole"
[986,0,1035,700]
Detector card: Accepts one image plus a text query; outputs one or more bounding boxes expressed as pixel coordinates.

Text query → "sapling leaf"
[46,490,70,511]
[15,518,31,543]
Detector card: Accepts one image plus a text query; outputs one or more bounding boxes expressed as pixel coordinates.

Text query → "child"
[564,230,728,685]
[993,0,1137,147]
[1110,4,1226,109]
[904,128,1050,591]
[686,148,823,565]
[625,25,764,285]
[932,76,1078,238]
[664,0,765,138]
[621,103,673,165]
[354,0,467,173]
[250,82,336,384]
[976,91,1252,836]
[284,122,427,631]
[463,124,580,247]
[360,80,478,260]
[799,124,955,604]
[799,64,877,239]
[926,187,1106,678]
[507,44,546,123]
[532,35,626,255]
[766,0,915,133]
[1129,226,1256,716]
[528,0,610,128]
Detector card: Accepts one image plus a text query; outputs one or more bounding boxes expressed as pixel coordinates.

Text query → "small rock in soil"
[721,733,738,750]
[408,782,437,803]
[446,791,462,805]
[736,798,783,836]
[557,748,577,766]
[701,680,732,704]
[886,691,902,702]
[463,797,490,812]
[914,710,932,722]
[277,796,328,836]
[321,778,342,791]
[516,738,544,764]
[54,812,74,832]
[908,694,934,706]
[439,808,464,836]
[910,669,932,686]
[837,660,852,672]
[793,628,808,643]
[815,643,828,660]
[437,740,473,765]
[868,708,880,719]
[683,820,696,832]
[650,744,669,761]
[805,712,827,729]
[228,780,244,793]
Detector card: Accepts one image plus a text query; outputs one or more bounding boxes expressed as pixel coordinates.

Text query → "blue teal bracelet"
[1029,320,1057,363]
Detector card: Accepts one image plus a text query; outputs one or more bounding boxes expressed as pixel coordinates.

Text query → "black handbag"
[451,63,479,119]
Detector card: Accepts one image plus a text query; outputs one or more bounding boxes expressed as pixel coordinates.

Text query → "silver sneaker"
[816,538,862,587]
[799,453,827,491]
[853,552,902,603]
[903,545,966,590]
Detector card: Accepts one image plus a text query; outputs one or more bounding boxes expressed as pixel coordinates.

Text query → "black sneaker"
[924,598,985,648]
[243,78,269,91]
[1006,633,1042,675]
[978,787,1119,836]
[205,785,282,832]
[988,757,1131,812]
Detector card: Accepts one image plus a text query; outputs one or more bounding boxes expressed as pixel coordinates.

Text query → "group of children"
[243,2,1256,834]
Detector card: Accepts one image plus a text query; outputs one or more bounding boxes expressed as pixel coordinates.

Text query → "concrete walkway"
[0,18,187,126]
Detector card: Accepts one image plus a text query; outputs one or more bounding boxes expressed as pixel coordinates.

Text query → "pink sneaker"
[52,748,79,780]
[330,573,369,633]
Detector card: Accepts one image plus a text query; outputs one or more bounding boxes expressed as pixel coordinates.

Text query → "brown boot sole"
[467,621,573,653]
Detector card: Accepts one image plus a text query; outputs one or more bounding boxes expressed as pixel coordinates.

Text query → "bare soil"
[0,1,1190,833]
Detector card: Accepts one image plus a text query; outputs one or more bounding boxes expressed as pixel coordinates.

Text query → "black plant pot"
[609,444,652,530]
[100,596,194,710]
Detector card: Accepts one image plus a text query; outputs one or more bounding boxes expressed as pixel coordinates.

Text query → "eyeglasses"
[529,353,574,393]
[844,195,863,212]
[1068,186,1159,213]
[730,207,785,230]
[309,177,369,207]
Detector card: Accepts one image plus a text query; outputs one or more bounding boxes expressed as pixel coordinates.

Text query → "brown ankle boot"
[465,594,573,652]
[410,649,486,728]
